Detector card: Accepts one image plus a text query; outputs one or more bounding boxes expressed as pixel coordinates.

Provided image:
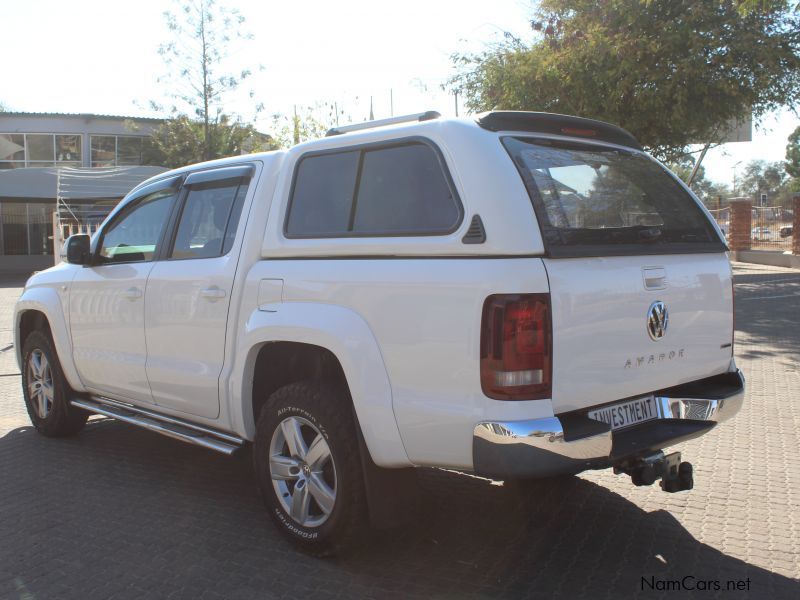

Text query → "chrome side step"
[71,397,244,455]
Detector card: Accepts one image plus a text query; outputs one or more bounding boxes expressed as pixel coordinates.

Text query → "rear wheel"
[21,330,88,437]
[253,380,368,556]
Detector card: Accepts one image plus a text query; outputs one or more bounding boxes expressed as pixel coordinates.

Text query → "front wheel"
[253,380,368,556]
[21,330,88,437]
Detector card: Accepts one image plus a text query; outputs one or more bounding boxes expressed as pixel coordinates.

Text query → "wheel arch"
[15,288,85,392]
[18,309,51,346]
[250,341,349,426]
[229,303,411,468]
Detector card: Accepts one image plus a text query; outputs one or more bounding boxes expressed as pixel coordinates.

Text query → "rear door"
[144,165,253,419]
[503,136,733,413]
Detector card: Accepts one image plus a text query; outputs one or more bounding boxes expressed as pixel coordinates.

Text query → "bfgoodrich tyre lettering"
[253,380,368,556]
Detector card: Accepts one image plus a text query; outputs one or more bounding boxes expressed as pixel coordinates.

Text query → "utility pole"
[369,96,374,120]
[390,89,394,117]
[732,160,742,195]
[454,90,459,117]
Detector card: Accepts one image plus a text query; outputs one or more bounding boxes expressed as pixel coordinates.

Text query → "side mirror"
[65,234,91,266]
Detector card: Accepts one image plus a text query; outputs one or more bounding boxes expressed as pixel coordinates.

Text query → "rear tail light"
[480,294,552,400]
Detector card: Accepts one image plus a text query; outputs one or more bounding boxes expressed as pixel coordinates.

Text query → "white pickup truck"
[14,111,744,555]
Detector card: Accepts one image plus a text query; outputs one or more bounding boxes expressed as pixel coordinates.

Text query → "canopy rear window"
[503,137,726,257]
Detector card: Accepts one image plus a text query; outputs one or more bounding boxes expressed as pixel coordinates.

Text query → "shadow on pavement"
[0,420,796,599]
[733,270,800,367]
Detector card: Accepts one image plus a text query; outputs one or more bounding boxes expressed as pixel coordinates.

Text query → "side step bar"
[71,397,245,455]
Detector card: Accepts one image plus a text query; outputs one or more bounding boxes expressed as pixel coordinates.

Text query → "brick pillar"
[793,196,800,255]
[728,198,752,253]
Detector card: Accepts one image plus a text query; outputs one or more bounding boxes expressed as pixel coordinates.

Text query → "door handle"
[123,287,142,300]
[199,286,227,301]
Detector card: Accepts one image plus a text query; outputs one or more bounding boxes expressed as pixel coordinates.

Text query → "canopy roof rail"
[326,111,441,137]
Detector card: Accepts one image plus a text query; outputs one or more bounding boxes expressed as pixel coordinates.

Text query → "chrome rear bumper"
[473,370,744,479]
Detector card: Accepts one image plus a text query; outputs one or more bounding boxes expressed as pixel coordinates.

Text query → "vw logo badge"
[647,301,668,341]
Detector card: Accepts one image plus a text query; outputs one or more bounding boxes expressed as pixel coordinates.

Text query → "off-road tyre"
[253,380,368,556]
[21,330,88,437]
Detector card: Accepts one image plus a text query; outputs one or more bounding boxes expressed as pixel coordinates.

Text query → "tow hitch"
[614,451,694,493]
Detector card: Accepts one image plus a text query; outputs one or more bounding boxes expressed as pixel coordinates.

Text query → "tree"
[737,159,796,207]
[667,156,729,204]
[787,125,800,179]
[450,1,800,163]
[148,0,265,165]
[739,160,787,196]
[667,156,729,205]
[143,115,274,169]
[268,103,345,149]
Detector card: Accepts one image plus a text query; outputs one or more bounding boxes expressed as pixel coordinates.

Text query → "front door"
[144,165,253,419]
[70,181,179,404]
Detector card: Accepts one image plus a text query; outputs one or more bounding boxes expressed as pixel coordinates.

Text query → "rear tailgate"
[544,253,733,413]
[500,133,733,413]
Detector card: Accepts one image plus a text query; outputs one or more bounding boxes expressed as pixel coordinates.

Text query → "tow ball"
[614,451,694,493]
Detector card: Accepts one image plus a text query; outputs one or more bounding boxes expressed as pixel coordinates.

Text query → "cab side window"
[285,140,462,238]
[286,151,359,236]
[353,144,459,234]
[98,189,177,264]
[170,179,250,260]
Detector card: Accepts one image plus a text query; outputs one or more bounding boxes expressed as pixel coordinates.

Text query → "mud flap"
[355,421,422,530]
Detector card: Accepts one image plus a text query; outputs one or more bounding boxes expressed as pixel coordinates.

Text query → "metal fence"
[707,207,730,241]
[707,205,793,251]
[51,214,103,265]
[751,206,793,251]
[52,167,126,264]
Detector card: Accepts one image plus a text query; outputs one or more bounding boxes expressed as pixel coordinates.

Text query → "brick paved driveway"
[0,264,798,599]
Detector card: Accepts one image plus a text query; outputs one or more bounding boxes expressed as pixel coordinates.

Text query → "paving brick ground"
[0,264,798,599]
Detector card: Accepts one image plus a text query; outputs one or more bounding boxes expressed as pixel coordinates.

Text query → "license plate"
[588,395,658,431]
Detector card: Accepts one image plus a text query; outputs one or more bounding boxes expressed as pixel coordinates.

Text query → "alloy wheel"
[27,349,54,419]
[269,416,337,528]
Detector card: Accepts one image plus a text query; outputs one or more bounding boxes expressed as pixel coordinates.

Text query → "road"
[0,263,798,599]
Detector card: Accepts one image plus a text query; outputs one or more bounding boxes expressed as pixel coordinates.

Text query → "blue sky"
[2,0,797,185]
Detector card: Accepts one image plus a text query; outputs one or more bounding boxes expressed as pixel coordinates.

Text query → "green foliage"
[666,156,730,204]
[733,0,800,14]
[786,125,800,179]
[143,115,275,169]
[268,103,345,149]
[149,0,265,165]
[737,159,796,207]
[450,0,800,162]
[739,160,788,196]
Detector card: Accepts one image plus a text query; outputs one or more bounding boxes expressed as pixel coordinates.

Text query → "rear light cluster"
[480,294,552,400]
